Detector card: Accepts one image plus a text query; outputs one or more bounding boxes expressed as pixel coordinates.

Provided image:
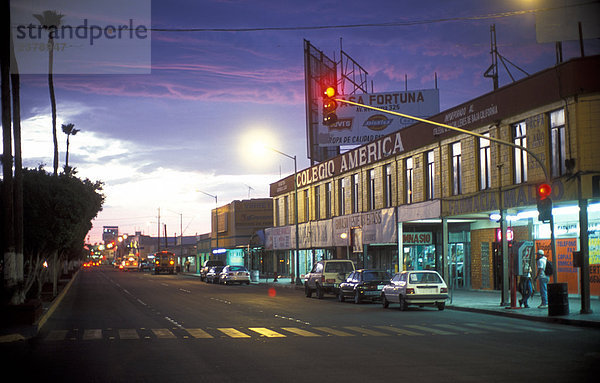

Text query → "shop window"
[550,108,566,177]
[479,133,491,190]
[338,178,346,216]
[513,121,527,184]
[405,157,414,204]
[325,182,332,218]
[426,150,435,200]
[452,142,462,195]
[384,164,392,207]
[315,185,321,220]
[367,169,375,210]
[351,174,359,213]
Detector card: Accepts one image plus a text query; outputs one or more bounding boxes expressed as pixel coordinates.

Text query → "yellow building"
[268,55,600,296]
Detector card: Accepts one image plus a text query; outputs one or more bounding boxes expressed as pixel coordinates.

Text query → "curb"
[447,304,600,329]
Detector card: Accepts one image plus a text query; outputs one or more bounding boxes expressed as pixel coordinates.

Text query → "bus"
[122,254,139,271]
[154,251,176,274]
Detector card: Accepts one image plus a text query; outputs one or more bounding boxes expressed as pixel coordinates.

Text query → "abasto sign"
[11,0,151,74]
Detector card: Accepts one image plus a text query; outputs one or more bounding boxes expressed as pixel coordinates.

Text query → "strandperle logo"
[16,18,149,46]
[11,0,151,74]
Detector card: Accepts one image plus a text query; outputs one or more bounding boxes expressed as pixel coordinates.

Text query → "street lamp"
[262,146,302,285]
[198,190,219,251]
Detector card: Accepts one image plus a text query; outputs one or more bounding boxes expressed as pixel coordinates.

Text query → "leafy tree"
[2,168,104,303]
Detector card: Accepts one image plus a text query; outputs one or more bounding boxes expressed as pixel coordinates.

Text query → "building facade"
[268,55,600,296]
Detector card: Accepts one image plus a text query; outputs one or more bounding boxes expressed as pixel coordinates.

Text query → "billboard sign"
[318,89,440,147]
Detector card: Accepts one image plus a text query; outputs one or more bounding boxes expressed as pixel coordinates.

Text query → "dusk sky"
[12,0,600,243]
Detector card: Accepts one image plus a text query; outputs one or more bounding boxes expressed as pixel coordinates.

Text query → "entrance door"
[448,243,469,289]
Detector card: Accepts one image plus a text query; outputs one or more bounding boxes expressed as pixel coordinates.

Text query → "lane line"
[405,324,456,335]
[374,326,424,336]
[343,326,388,336]
[186,328,214,338]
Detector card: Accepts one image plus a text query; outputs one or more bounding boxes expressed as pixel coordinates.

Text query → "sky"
[9,0,600,244]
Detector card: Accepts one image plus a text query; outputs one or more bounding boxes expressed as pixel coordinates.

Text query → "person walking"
[518,266,533,308]
[534,249,549,308]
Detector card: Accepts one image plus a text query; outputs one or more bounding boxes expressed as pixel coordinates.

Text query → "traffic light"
[322,84,338,126]
[536,183,552,222]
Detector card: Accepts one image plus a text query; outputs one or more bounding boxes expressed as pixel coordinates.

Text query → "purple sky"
[13,0,600,243]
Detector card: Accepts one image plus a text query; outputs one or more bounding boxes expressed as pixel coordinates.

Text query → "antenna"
[244,184,255,199]
[484,24,529,90]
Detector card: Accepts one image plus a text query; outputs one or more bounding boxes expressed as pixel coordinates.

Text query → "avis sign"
[318,89,439,147]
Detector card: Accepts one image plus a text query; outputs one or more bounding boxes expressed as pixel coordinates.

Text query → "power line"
[148,3,591,33]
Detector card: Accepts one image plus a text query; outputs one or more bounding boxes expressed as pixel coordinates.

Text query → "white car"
[219,265,250,285]
[381,270,448,311]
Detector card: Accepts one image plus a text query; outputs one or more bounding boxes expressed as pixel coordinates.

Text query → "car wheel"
[437,302,445,311]
[399,296,408,311]
[316,284,324,299]
[382,294,389,309]
[305,284,312,298]
[338,291,345,302]
[354,291,361,304]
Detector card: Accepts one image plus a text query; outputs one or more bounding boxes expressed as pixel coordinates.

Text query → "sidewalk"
[240,275,600,328]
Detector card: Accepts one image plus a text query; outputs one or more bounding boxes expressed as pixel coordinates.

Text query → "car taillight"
[155,261,159,265]
[441,287,448,293]
[320,276,326,283]
[406,288,415,294]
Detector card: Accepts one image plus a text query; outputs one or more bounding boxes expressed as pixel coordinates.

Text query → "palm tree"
[61,122,79,170]
[33,10,64,176]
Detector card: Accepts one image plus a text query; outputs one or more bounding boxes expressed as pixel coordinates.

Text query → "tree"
[61,122,79,170]
[2,168,104,303]
[33,10,64,176]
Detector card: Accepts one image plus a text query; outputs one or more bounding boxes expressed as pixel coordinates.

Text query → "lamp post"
[268,147,301,285]
[198,190,219,252]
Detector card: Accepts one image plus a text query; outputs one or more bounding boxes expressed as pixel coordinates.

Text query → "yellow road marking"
[374,326,424,336]
[343,326,388,336]
[217,328,251,338]
[248,327,286,338]
[313,327,354,337]
[281,327,321,337]
[152,329,177,338]
[118,329,139,340]
[186,328,214,338]
[405,324,456,335]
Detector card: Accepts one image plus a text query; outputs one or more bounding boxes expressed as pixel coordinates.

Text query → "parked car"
[381,270,448,311]
[305,259,355,299]
[338,269,392,304]
[205,266,225,284]
[138,260,152,272]
[219,265,250,285]
[200,259,225,281]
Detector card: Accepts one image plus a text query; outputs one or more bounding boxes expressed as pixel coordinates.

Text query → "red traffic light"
[537,183,552,200]
[323,86,336,98]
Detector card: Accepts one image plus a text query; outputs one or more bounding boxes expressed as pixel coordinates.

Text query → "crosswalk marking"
[218,328,251,338]
[374,326,424,336]
[249,328,286,338]
[465,323,520,333]
[119,329,139,340]
[434,324,486,334]
[186,328,214,338]
[313,327,355,337]
[405,324,456,335]
[83,329,103,340]
[152,329,176,339]
[281,327,321,337]
[46,330,68,341]
[490,322,553,333]
[343,326,388,336]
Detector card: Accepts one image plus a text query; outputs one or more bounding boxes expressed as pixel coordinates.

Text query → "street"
[2,266,598,382]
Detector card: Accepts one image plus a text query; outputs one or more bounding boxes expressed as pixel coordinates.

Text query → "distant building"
[102,226,118,243]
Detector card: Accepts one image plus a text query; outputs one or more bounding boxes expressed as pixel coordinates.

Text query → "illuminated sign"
[495,228,514,242]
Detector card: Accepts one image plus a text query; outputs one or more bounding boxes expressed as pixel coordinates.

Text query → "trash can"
[547,283,569,316]
[251,270,259,283]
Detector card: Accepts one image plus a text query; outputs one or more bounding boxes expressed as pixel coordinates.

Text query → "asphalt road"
[2,266,598,382]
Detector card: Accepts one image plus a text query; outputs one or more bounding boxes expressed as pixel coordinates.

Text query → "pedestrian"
[533,249,549,308]
[518,266,533,308]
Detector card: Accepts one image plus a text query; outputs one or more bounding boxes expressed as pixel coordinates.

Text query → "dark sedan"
[338,269,392,304]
